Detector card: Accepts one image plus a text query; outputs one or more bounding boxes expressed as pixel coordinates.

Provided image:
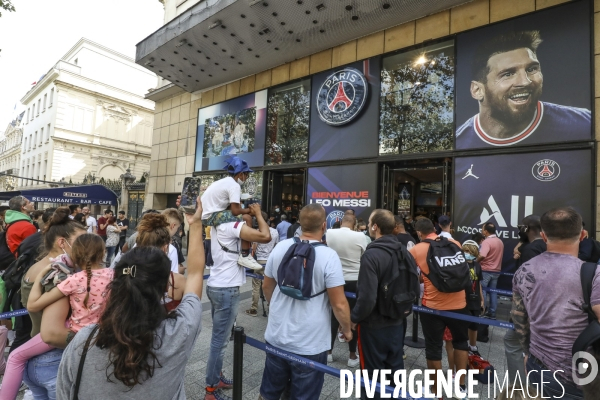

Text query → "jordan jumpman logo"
[462,164,479,179]
[328,82,353,111]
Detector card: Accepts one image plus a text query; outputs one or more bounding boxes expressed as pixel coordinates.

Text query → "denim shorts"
[202,210,242,227]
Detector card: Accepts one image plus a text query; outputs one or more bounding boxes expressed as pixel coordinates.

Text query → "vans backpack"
[377,246,420,320]
[0,224,17,271]
[277,238,327,300]
[423,237,471,293]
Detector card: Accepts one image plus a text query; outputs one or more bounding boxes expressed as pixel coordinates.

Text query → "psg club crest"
[532,159,560,182]
[317,68,368,126]
[326,210,345,229]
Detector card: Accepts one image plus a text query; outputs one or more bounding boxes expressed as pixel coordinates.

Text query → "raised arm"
[183,197,205,299]
[240,203,271,244]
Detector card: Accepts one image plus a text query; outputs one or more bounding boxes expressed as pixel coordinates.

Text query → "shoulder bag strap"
[581,262,597,323]
[74,325,99,400]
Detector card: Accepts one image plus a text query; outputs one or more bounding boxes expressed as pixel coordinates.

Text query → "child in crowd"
[200,155,262,270]
[443,240,485,375]
[0,234,112,400]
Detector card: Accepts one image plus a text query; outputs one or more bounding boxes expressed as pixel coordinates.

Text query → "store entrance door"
[264,169,306,223]
[380,161,451,219]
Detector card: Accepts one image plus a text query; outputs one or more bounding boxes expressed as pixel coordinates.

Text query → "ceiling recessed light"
[170,64,174,67]
[192,63,196,66]
[188,75,192,77]
[201,69,204,72]
[179,69,183,72]
[213,42,218,45]
[297,0,303,4]
[241,14,246,18]
[280,22,285,26]
[263,2,268,6]
[203,34,208,38]
[230,56,235,59]
[305,10,310,14]
[184,85,187,87]
[173,51,178,54]
[320,29,325,33]
[221,25,226,29]
[196,80,199,82]
[288,30,293,34]
[345,5,352,11]
[316,3,325,11]
[239,40,244,44]
[167,75,171,77]
[296,39,301,42]
[176,80,179,82]
[238,62,242,64]
[272,12,277,16]
[255,55,260,58]
[206,56,211,59]
[209,20,221,29]
[183,57,187,60]
[313,20,317,24]
[223,68,227,71]
[197,50,202,53]
[267,39,272,43]
[352,15,359,20]
[161,58,165,61]
[209,74,212,77]
[215,62,219,65]
[159,70,163,72]
[187,43,193,47]
[274,47,279,50]
[383,3,390,9]
[222,49,226,52]
[231,33,236,37]
[248,48,252,51]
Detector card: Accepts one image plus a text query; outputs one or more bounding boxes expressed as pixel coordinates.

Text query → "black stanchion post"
[232,326,245,400]
[404,299,426,349]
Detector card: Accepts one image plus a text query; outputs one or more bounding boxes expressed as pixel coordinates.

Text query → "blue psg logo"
[326,210,345,229]
[317,68,368,126]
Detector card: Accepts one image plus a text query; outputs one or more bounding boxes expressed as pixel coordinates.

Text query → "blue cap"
[223,156,253,175]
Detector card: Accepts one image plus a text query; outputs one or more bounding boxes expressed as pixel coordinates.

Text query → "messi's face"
[482,48,543,125]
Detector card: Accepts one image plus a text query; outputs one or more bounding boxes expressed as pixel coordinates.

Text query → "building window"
[24,137,27,151]
[49,88,54,107]
[40,128,44,145]
[32,104,35,119]
[46,124,51,141]
[37,99,41,116]
[265,79,311,165]
[27,108,30,121]
[379,40,455,155]
[43,94,47,111]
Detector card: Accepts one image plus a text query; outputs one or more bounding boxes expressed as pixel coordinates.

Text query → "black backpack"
[0,224,17,271]
[423,237,471,293]
[572,262,600,360]
[376,246,420,320]
[277,238,327,300]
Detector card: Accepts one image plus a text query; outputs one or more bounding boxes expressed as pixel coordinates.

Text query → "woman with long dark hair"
[56,199,205,398]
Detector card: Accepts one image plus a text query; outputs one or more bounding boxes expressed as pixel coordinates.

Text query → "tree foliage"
[0,0,15,17]
[265,84,310,165]
[379,52,455,155]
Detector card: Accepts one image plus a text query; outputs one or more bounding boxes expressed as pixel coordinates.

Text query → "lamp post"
[119,168,136,215]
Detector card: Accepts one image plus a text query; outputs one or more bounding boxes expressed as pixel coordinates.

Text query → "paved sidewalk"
[182,280,513,399]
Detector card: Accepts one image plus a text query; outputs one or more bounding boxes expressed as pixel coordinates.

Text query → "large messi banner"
[307,164,377,229]
[454,149,593,281]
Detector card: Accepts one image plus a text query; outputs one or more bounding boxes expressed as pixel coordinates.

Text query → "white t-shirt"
[209,221,246,288]
[110,243,179,273]
[325,227,367,282]
[255,227,279,262]
[264,238,345,355]
[201,177,241,219]
[86,216,97,233]
[439,231,453,239]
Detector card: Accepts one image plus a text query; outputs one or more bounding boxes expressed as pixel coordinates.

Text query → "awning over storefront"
[0,185,118,205]
[135,0,467,93]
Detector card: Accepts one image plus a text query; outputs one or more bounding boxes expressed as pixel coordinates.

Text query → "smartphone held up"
[181,177,202,214]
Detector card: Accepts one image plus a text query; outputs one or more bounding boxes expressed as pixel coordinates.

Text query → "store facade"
[139,0,596,274]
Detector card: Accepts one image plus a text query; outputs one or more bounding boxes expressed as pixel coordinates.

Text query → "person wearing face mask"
[6,207,86,399]
[200,155,264,271]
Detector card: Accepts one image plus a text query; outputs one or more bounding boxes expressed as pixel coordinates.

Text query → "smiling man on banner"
[456,30,590,149]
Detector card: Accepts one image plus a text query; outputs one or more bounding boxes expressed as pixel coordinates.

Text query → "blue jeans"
[23,348,63,400]
[481,272,499,315]
[260,344,327,400]
[527,355,583,399]
[205,286,240,387]
[106,246,117,266]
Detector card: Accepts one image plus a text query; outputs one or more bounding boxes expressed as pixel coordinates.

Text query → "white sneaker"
[338,332,345,343]
[347,357,360,368]
[238,254,263,271]
[453,384,467,399]
[327,354,333,363]
[23,389,34,400]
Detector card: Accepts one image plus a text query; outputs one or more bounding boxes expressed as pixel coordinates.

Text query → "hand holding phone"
[181,177,202,214]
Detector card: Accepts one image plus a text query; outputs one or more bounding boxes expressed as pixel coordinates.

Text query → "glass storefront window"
[379,40,455,155]
[265,79,311,165]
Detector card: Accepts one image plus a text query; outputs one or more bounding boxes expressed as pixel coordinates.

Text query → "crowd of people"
[0,157,598,399]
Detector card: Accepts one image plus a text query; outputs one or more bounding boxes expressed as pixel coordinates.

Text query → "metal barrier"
[231,326,427,400]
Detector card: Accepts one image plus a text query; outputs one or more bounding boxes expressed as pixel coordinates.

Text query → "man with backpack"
[410,218,471,398]
[0,196,36,270]
[259,204,351,400]
[513,207,600,398]
[351,209,419,399]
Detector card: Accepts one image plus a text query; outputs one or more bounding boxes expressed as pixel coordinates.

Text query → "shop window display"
[265,79,311,165]
[379,40,455,155]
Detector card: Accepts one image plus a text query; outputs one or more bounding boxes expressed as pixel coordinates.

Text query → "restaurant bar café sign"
[316,67,368,126]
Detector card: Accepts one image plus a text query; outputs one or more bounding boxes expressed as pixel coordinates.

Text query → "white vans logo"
[434,252,466,267]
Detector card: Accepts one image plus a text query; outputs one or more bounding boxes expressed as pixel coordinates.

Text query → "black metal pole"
[404,298,426,349]
[232,326,245,400]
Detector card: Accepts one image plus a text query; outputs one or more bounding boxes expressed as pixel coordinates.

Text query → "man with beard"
[456,30,590,149]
